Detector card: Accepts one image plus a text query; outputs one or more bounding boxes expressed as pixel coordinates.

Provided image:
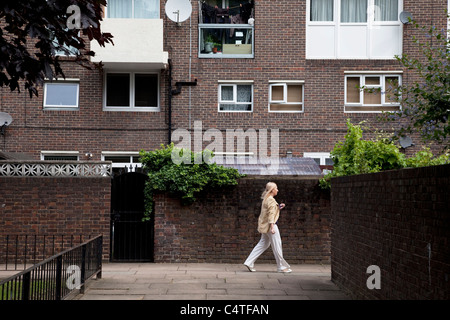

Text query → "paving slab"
[72,262,351,301]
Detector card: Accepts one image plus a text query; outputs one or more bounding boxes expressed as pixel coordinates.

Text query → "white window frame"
[104,0,160,19]
[43,80,80,110]
[344,72,402,113]
[103,71,160,112]
[303,152,333,166]
[41,151,79,161]
[101,151,142,171]
[218,81,253,112]
[306,0,403,59]
[268,80,305,113]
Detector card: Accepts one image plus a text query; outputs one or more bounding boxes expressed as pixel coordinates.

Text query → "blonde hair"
[261,182,277,200]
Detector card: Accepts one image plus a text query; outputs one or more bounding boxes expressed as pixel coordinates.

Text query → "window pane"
[107,0,132,18]
[45,83,78,107]
[341,0,367,23]
[364,90,382,104]
[365,76,380,85]
[287,85,303,103]
[346,77,361,103]
[271,85,285,101]
[134,0,159,19]
[220,104,251,111]
[135,74,158,107]
[236,85,252,102]
[385,76,399,103]
[374,0,398,21]
[221,86,234,101]
[310,0,334,21]
[106,73,130,107]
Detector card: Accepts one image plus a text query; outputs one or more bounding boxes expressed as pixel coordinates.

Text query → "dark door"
[110,172,153,261]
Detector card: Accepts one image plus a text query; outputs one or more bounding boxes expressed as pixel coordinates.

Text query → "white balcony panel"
[91,19,168,69]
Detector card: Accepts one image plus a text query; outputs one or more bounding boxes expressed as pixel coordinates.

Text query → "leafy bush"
[319,120,405,189]
[139,143,245,220]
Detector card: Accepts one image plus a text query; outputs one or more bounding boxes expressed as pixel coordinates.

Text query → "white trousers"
[244,224,290,271]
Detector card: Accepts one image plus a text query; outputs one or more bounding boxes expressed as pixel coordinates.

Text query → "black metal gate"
[110,172,153,262]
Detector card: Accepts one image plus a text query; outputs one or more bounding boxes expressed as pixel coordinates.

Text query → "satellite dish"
[0,112,13,126]
[165,0,192,24]
[0,112,13,136]
[399,136,413,149]
[399,11,413,24]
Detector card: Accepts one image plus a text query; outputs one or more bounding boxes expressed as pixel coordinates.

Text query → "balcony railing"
[0,161,112,177]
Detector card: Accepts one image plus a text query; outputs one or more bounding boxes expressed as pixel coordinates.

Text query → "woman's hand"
[270,224,276,234]
[279,203,285,210]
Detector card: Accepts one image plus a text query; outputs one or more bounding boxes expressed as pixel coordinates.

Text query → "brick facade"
[153,176,331,264]
[331,164,450,299]
[0,1,447,160]
[0,176,111,260]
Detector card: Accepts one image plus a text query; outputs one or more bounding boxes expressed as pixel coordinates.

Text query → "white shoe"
[278,268,292,273]
[244,264,256,272]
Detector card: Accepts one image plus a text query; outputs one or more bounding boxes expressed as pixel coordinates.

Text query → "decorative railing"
[0,161,112,177]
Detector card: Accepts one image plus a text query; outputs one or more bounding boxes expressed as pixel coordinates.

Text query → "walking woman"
[244,182,292,273]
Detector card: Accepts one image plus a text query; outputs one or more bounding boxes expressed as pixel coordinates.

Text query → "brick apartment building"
[0,0,448,168]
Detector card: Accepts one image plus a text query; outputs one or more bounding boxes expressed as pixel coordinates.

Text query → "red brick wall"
[0,176,111,261]
[331,164,450,300]
[154,176,331,264]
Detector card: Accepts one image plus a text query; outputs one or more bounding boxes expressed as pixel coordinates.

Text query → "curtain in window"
[108,0,132,18]
[134,0,159,19]
[374,0,398,21]
[341,0,367,23]
[236,85,252,103]
[310,0,334,21]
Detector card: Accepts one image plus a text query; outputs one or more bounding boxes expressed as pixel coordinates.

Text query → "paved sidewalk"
[72,263,351,300]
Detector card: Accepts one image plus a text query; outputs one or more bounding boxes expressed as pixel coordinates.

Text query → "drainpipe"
[167,58,197,145]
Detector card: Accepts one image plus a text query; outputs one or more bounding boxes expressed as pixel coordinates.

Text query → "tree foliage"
[0,0,113,97]
[139,144,246,220]
[319,120,450,189]
[386,15,450,147]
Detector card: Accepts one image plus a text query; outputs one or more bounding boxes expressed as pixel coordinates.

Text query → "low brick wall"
[154,176,331,264]
[331,164,450,300]
[0,176,111,261]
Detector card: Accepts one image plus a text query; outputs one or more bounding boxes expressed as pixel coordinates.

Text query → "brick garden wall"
[153,176,331,264]
[331,164,450,300]
[0,176,111,261]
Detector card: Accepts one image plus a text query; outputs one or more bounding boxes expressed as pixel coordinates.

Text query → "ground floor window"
[101,152,142,174]
[40,151,79,161]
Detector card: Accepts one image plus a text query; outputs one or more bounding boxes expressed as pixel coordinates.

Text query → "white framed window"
[41,151,79,161]
[344,72,401,112]
[307,0,403,59]
[106,0,159,19]
[303,152,333,165]
[104,72,159,111]
[218,81,253,112]
[43,81,79,110]
[101,151,142,173]
[269,81,304,112]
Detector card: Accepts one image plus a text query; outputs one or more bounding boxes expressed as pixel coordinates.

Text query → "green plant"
[319,120,406,189]
[405,147,450,168]
[139,143,245,220]
[320,120,450,189]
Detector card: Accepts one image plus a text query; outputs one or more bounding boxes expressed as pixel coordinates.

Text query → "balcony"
[90,18,168,70]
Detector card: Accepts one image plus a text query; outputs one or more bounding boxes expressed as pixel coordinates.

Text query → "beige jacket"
[257,196,280,233]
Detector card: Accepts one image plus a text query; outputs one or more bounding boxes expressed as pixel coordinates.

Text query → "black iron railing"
[1,234,90,271]
[0,235,102,300]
